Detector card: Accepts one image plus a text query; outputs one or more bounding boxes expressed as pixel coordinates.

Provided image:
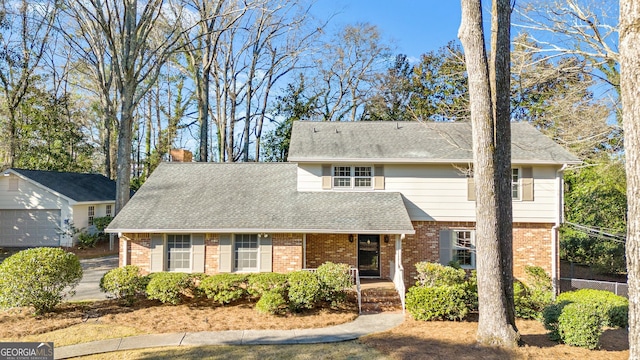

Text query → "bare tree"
[619,1,640,357]
[459,0,519,347]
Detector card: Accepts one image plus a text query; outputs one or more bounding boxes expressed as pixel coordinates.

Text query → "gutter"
[552,164,568,297]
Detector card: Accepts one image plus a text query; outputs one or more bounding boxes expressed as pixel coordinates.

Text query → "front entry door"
[358,235,380,277]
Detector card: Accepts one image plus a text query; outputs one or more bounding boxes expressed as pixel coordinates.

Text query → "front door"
[358,235,380,277]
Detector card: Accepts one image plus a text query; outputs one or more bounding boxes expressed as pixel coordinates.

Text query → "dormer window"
[333,165,372,189]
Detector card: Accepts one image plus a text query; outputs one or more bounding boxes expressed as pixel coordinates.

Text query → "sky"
[311,1,464,59]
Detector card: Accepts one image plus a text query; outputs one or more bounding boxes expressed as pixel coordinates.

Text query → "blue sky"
[312,1,463,59]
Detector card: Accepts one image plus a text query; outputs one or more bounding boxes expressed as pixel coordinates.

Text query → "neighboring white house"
[0,168,118,247]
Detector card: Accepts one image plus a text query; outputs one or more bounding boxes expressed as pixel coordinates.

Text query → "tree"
[363,54,413,121]
[458,0,519,347]
[619,0,640,356]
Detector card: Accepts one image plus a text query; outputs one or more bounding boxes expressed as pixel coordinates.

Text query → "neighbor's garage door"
[0,209,61,247]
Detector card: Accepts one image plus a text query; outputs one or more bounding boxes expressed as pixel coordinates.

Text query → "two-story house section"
[107,121,580,293]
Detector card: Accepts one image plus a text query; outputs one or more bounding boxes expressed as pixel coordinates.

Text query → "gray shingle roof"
[106,162,415,234]
[10,168,117,202]
[288,121,581,165]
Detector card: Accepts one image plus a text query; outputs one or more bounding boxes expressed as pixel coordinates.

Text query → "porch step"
[360,287,403,314]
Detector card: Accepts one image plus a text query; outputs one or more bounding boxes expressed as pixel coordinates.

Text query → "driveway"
[68,255,119,301]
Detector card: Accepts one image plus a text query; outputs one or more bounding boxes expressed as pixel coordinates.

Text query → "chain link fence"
[559,278,628,298]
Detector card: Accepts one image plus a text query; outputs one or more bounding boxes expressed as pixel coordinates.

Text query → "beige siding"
[297,164,323,191]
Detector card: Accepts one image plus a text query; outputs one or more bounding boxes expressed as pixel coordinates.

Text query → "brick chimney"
[169,149,193,162]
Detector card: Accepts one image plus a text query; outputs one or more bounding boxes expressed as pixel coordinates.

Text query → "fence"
[559,277,628,298]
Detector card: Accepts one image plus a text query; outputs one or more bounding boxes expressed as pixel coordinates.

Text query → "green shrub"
[558,302,603,349]
[145,272,195,305]
[247,273,288,298]
[255,290,287,315]
[287,270,321,311]
[0,248,82,314]
[556,289,628,328]
[542,302,566,341]
[100,266,145,305]
[406,284,470,321]
[414,262,466,287]
[514,280,553,320]
[316,262,352,305]
[198,274,248,305]
[92,216,113,232]
[77,231,99,248]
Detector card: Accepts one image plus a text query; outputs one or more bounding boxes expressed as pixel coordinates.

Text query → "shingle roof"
[288,121,581,165]
[106,162,415,234]
[10,168,117,202]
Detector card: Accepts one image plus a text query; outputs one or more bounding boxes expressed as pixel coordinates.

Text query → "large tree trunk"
[619,1,640,357]
[115,87,135,214]
[459,0,519,347]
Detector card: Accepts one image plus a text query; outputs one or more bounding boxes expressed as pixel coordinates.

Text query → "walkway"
[69,255,118,301]
[54,312,404,359]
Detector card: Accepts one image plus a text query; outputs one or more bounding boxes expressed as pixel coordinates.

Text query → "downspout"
[552,164,568,297]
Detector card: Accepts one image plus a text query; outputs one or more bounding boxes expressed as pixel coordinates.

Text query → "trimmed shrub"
[288,270,321,311]
[247,273,288,298]
[0,248,82,314]
[198,274,248,305]
[515,266,553,320]
[316,262,352,305]
[556,289,628,328]
[145,272,195,305]
[100,265,145,305]
[77,231,100,248]
[255,290,287,315]
[414,262,466,287]
[542,301,565,341]
[406,284,470,321]
[558,302,603,349]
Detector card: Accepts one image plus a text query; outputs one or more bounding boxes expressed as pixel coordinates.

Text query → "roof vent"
[335,128,339,133]
[313,127,317,133]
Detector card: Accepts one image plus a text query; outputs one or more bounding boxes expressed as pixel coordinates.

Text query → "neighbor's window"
[234,234,259,271]
[167,234,191,271]
[453,230,475,268]
[333,165,372,189]
[512,168,520,200]
[88,206,95,225]
[106,205,112,217]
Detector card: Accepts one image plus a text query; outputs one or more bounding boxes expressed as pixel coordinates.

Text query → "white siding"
[295,162,561,223]
[72,203,113,230]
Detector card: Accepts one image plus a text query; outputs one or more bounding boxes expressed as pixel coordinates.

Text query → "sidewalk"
[54,312,404,359]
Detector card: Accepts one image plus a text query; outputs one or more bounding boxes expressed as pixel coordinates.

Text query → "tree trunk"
[197,67,209,162]
[458,0,519,347]
[115,87,135,214]
[619,1,640,357]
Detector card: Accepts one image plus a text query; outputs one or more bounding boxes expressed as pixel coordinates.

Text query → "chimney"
[169,149,193,162]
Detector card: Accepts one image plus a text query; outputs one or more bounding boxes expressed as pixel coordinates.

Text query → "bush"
[556,289,628,328]
[414,262,466,287]
[198,274,248,305]
[287,270,321,311]
[558,302,603,349]
[514,266,553,320]
[0,248,82,314]
[145,272,195,305]
[77,231,100,249]
[406,284,470,321]
[316,262,352,305]
[247,273,288,298]
[255,290,287,315]
[92,216,113,233]
[100,266,145,305]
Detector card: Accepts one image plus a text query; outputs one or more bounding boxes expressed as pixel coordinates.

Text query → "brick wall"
[122,233,151,274]
[272,234,303,272]
[204,234,218,275]
[513,223,553,280]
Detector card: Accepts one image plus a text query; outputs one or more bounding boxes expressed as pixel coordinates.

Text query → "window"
[512,168,520,199]
[333,165,373,189]
[88,206,95,225]
[106,205,112,217]
[452,230,474,267]
[167,234,191,271]
[235,234,259,271]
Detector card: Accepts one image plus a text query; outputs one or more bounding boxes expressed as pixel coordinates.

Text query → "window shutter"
[219,234,232,272]
[522,167,534,201]
[374,165,385,190]
[150,234,165,272]
[439,230,453,265]
[467,177,476,201]
[192,234,205,273]
[260,237,273,272]
[322,165,331,190]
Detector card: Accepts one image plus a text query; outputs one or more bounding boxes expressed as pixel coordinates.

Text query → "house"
[0,169,118,247]
[106,121,580,292]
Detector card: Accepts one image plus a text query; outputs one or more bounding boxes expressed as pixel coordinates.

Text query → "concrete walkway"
[68,255,118,301]
[54,312,404,359]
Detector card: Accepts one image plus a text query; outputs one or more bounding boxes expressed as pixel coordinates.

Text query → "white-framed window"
[332,165,373,189]
[512,168,520,200]
[106,205,112,217]
[167,234,191,271]
[234,234,259,271]
[88,206,95,225]
[452,230,475,268]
